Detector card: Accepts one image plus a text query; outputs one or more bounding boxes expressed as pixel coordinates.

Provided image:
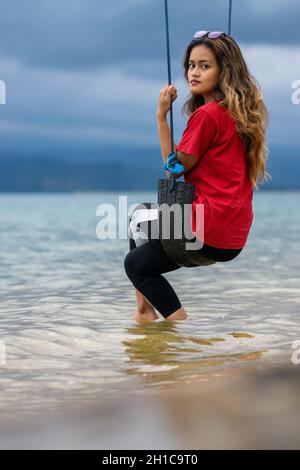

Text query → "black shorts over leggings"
[124,202,242,319]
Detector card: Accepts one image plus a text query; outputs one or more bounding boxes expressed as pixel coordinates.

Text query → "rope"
[164,0,174,154]
[228,0,233,35]
[163,0,233,154]
[163,0,233,190]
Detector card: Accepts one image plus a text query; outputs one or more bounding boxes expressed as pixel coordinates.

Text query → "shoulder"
[192,101,237,133]
[189,102,222,125]
[195,100,226,119]
[187,104,218,135]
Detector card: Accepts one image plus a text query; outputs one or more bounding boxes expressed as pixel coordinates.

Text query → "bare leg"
[134,288,159,321]
[165,307,187,321]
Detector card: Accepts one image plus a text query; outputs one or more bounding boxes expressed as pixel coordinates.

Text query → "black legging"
[124,202,242,319]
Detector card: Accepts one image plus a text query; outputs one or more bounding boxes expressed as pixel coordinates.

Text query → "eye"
[188,64,209,69]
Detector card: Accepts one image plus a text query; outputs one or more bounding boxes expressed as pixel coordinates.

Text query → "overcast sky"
[0,0,299,157]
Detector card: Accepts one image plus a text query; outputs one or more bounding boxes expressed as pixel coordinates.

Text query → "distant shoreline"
[0,187,300,194]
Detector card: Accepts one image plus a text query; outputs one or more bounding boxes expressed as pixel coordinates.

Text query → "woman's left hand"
[157,84,177,119]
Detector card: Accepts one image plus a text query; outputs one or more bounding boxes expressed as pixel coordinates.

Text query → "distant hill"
[0,145,299,191]
[0,156,163,192]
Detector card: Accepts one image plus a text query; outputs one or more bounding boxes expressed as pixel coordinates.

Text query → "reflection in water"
[123,322,267,386]
[0,192,298,434]
[228,332,255,338]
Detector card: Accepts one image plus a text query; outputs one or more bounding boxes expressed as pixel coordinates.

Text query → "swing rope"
[228,0,233,35]
[164,0,174,154]
[163,0,233,157]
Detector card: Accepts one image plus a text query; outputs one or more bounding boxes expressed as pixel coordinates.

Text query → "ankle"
[165,308,187,321]
[137,305,155,315]
[135,310,159,321]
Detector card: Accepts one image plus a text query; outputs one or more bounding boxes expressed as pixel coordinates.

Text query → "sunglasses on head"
[193,31,227,39]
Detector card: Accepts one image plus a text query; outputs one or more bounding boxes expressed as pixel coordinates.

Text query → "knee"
[124,251,136,277]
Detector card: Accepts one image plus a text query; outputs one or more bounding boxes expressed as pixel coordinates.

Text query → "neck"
[203,89,222,104]
[204,96,216,104]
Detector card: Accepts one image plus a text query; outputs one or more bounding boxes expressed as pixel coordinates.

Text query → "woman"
[124,31,270,322]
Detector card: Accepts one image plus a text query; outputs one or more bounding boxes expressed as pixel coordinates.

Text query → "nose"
[191,66,201,79]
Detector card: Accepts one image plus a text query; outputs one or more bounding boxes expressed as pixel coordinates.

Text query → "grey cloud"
[0,0,299,71]
[0,0,299,161]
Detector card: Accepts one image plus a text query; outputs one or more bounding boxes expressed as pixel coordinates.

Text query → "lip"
[190,81,201,85]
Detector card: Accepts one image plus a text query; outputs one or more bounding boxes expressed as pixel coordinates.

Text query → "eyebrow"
[189,59,211,63]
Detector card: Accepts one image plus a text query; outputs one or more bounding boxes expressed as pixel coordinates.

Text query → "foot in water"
[134,310,159,321]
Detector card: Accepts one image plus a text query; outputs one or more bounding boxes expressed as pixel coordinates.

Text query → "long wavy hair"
[182,34,271,190]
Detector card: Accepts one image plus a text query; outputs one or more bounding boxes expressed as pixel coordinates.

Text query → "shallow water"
[0,191,299,423]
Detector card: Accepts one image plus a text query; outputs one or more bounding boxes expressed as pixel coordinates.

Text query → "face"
[187,44,221,103]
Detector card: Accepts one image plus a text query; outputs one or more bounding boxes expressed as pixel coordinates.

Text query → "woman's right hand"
[157,84,178,120]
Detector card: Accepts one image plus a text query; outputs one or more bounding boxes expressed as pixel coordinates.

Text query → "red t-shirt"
[176,100,253,249]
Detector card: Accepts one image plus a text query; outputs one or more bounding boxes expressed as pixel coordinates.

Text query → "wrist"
[156,113,167,123]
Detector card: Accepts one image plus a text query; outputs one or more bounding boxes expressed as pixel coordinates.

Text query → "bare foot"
[165,307,187,321]
[134,310,159,321]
